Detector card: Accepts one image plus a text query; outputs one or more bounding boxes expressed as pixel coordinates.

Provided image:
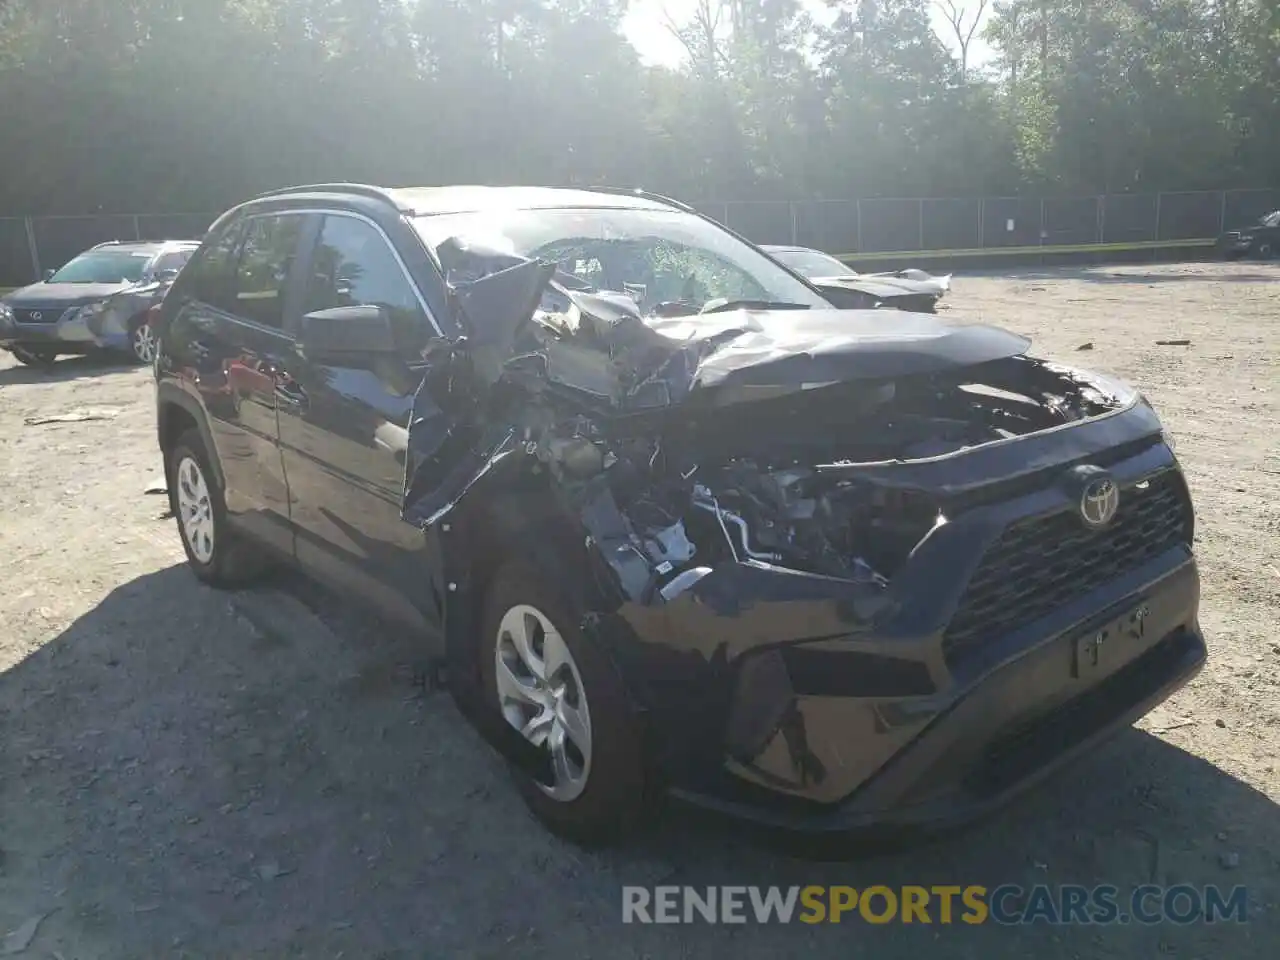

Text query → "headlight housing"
[0,302,13,322]
[1139,392,1177,451]
[64,301,105,323]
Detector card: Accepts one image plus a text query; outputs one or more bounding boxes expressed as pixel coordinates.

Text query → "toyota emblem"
[1080,476,1120,529]
[30,311,42,321]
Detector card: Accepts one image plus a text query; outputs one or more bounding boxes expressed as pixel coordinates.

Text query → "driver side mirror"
[43,269,55,282]
[298,305,397,364]
[155,268,180,283]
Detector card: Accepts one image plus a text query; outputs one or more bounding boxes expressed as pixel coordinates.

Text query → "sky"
[621,0,994,70]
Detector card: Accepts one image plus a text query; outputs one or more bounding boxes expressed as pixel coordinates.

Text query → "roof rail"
[92,238,187,250]
[253,182,404,209]
[579,185,696,213]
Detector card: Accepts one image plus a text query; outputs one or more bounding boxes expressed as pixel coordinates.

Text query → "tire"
[128,314,158,364]
[1255,241,1274,260]
[478,559,650,846]
[10,345,57,367]
[166,429,268,588]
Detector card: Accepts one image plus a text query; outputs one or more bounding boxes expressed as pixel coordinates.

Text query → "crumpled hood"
[3,281,132,309]
[437,254,1026,413]
[637,308,1027,396]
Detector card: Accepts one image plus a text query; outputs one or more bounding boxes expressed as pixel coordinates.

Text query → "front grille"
[14,308,60,324]
[943,470,1190,666]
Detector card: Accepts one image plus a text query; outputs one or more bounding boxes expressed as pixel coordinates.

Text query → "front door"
[275,212,443,632]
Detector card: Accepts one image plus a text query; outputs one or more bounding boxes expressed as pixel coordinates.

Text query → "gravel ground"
[1,261,1277,958]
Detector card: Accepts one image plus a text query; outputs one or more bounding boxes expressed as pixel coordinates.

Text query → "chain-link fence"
[3,188,1278,287]
[700,187,1280,256]
[0,213,214,287]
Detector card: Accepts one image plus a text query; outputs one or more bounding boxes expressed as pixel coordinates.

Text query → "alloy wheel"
[175,455,215,564]
[494,603,593,802]
[132,322,158,363]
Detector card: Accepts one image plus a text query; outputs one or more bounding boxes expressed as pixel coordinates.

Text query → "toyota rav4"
[152,183,1206,846]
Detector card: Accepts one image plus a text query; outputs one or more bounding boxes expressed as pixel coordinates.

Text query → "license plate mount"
[1072,601,1152,679]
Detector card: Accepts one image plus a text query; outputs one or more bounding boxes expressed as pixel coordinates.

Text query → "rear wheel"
[10,345,57,367]
[166,429,268,587]
[479,559,650,846]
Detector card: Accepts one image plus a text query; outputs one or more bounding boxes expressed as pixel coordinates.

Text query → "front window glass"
[48,250,150,284]
[1260,211,1280,228]
[305,215,430,353]
[769,248,855,279]
[413,207,830,316]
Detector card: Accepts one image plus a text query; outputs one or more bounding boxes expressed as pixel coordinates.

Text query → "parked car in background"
[762,244,951,313]
[1217,210,1279,259]
[0,239,197,367]
[153,183,1203,847]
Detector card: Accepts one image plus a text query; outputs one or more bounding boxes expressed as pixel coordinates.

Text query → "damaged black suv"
[153,184,1206,846]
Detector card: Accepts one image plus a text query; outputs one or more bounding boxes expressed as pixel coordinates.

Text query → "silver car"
[0,240,198,367]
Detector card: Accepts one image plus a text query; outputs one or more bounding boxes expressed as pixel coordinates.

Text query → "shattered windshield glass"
[413,207,830,316]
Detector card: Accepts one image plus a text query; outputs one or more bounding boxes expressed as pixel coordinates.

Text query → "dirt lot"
[1,261,1278,958]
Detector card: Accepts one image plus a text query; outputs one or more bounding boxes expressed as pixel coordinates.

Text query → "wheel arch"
[434,460,633,696]
[432,463,659,807]
[156,383,225,493]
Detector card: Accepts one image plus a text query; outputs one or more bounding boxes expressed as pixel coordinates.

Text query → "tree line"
[0,0,1275,216]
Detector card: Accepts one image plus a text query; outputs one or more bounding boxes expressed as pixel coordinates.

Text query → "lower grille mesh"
[943,470,1190,665]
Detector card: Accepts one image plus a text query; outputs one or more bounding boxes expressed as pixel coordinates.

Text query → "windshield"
[1260,211,1280,228]
[768,248,856,279]
[48,250,150,284]
[152,250,194,275]
[413,207,830,315]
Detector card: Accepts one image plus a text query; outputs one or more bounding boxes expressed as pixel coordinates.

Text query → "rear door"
[274,212,443,631]
[166,212,311,556]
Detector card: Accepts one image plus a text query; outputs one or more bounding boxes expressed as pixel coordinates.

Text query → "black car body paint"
[398,239,1204,828]
[153,185,1206,835]
[1217,209,1280,259]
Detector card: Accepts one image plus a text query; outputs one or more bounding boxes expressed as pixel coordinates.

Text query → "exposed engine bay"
[402,243,1138,605]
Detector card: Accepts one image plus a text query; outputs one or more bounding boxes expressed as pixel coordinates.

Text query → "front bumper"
[591,427,1204,836]
[1217,235,1253,256]
[0,308,102,353]
[669,567,1203,837]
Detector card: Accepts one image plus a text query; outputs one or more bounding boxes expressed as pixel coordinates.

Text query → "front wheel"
[1254,241,1275,260]
[129,314,158,364]
[10,345,58,367]
[479,560,650,846]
